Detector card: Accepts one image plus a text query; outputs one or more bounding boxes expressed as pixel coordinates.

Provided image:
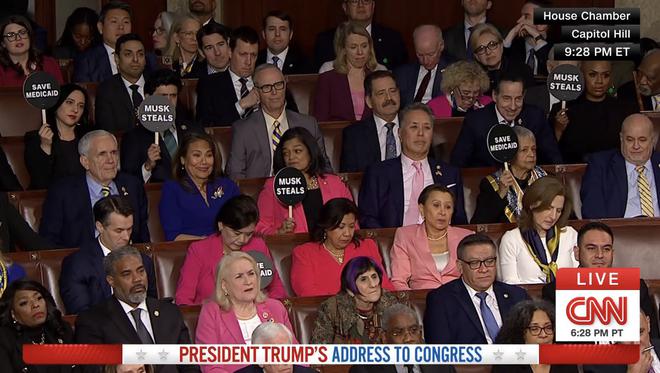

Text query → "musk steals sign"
[555,268,639,342]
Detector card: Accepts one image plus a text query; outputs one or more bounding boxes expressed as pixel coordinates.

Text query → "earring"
[322,232,327,242]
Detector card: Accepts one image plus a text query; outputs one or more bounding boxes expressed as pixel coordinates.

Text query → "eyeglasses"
[527,325,554,336]
[345,0,373,5]
[256,80,285,93]
[455,86,480,100]
[459,257,497,270]
[152,27,166,36]
[3,29,28,42]
[389,325,422,337]
[474,41,500,56]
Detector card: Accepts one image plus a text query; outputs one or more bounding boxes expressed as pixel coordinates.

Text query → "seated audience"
[618,48,660,112]
[256,127,352,235]
[524,47,579,118]
[498,176,578,285]
[291,198,392,297]
[40,130,150,248]
[256,10,312,74]
[0,280,74,372]
[166,14,202,77]
[503,0,552,76]
[443,0,500,60]
[159,132,239,241]
[427,60,492,118]
[581,113,660,219]
[191,22,231,77]
[424,233,529,344]
[390,184,474,290]
[0,15,63,86]
[24,83,89,190]
[60,196,157,315]
[53,7,101,60]
[151,11,175,56]
[472,126,547,224]
[359,103,467,227]
[0,252,25,293]
[311,256,408,344]
[0,191,52,252]
[493,299,578,373]
[176,195,286,305]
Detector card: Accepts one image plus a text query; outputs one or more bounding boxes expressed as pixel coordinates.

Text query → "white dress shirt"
[121,75,146,104]
[463,281,502,344]
[464,17,487,48]
[374,114,401,160]
[98,238,113,294]
[624,159,660,217]
[267,47,289,70]
[229,68,254,116]
[118,299,155,342]
[401,154,433,224]
[264,110,290,174]
[414,64,437,104]
[104,43,118,75]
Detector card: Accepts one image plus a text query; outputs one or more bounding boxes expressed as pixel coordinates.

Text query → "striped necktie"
[272,120,282,150]
[636,165,655,217]
[101,185,111,197]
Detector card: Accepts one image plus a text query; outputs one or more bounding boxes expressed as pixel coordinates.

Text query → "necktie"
[101,185,111,197]
[636,165,655,217]
[238,77,249,99]
[405,365,415,373]
[403,161,424,225]
[653,96,659,111]
[272,55,280,69]
[526,49,536,73]
[129,84,143,109]
[466,26,475,60]
[476,292,500,342]
[649,367,655,373]
[272,120,282,151]
[130,308,154,344]
[384,122,397,160]
[413,69,432,103]
[162,129,177,158]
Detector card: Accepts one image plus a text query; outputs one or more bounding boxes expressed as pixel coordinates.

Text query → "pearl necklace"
[427,230,448,241]
[31,331,45,345]
[322,243,344,264]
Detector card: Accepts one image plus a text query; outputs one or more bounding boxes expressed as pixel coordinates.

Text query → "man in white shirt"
[256,10,312,75]
[443,0,497,60]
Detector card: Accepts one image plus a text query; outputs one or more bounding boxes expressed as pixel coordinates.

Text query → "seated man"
[618,49,660,112]
[40,130,150,248]
[256,10,312,75]
[581,113,660,219]
[188,22,232,78]
[424,233,529,344]
[502,0,552,76]
[60,196,157,314]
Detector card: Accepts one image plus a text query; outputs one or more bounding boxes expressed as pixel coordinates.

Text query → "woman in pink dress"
[427,60,491,118]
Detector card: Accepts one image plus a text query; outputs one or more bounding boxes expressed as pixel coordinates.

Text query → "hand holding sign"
[137,95,176,146]
[273,167,307,231]
[547,64,585,109]
[487,124,521,192]
[23,72,60,125]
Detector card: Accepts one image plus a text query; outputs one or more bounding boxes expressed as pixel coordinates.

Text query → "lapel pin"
[262,312,269,319]
[503,293,509,299]
[121,187,128,196]
[211,186,224,200]
[154,310,160,317]
[435,165,442,176]
[517,118,522,125]
[181,124,187,131]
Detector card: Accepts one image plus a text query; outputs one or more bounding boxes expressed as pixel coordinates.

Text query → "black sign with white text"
[23,72,60,109]
[138,95,176,133]
[487,125,519,164]
[273,167,307,206]
[547,65,584,101]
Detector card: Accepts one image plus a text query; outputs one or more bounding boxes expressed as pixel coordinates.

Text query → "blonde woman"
[165,14,201,77]
[427,60,492,118]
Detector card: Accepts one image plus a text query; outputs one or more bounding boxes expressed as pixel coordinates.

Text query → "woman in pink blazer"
[195,251,297,373]
[256,127,354,235]
[390,184,474,290]
[427,60,492,118]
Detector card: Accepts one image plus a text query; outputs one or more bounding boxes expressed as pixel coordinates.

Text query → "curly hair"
[495,299,555,344]
[440,60,490,95]
[0,280,68,339]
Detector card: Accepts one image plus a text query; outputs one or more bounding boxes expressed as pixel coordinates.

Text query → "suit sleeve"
[173,306,202,373]
[135,180,150,243]
[144,256,158,299]
[175,243,203,305]
[310,299,337,344]
[0,145,22,191]
[532,111,563,165]
[313,74,332,122]
[2,192,53,250]
[423,290,451,344]
[226,123,247,179]
[159,182,184,241]
[357,165,383,228]
[497,231,523,284]
[389,229,413,290]
[74,313,104,343]
[72,53,90,83]
[290,244,318,296]
[471,178,507,224]
[449,118,475,167]
[120,131,149,182]
[24,130,53,190]
[340,126,359,173]
[579,155,605,219]
[59,255,92,314]
[39,184,65,247]
[195,305,233,373]
[94,85,115,131]
[450,169,468,225]
[195,77,217,127]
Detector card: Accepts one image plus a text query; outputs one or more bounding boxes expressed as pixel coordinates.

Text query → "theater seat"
[180,79,198,120]
[5,251,41,282]
[0,87,41,136]
[8,189,47,231]
[546,164,586,219]
[180,304,202,341]
[1,136,30,189]
[152,240,194,300]
[319,122,349,172]
[205,127,232,170]
[286,295,328,344]
[287,74,318,116]
[363,228,396,277]
[267,233,310,297]
[338,172,362,204]
[145,183,165,243]
[237,177,267,199]
[462,167,496,222]
[37,248,78,314]
[78,82,98,126]
[431,118,463,163]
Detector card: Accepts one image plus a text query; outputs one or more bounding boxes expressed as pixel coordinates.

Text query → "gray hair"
[412,24,442,42]
[78,130,117,157]
[382,304,419,331]
[400,103,435,129]
[103,246,142,276]
[253,63,283,86]
[251,322,294,344]
[512,125,535,143]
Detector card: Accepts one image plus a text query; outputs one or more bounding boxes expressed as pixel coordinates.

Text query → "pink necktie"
[403,161,424,225]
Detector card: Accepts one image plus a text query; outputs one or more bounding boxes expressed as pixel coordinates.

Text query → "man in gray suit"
[227,64,329,179]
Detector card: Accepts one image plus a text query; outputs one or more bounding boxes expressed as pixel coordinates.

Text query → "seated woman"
[311,256,407,344]
[151,11,175,56]
[498,176,578,285]
[24,83,89,190]
[159,132,240,241]
[0,280,74,372]
[0,15,63,86]
[195,251,296,371]
[427,60,492,118]
[314,21,385,122]
[390,184,474,290]
[472,126,547,224]
[175,194,286,305]
[291,198,393,297]
[256,127,353,235]
[165,14,202,77]
[53,7,101,60]
[493,300,578,373]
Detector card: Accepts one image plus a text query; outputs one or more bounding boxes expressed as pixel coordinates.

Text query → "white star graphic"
[136,350,147,361]
[493,350,504,360]
[159,349,169,361]
[516,350,527,361]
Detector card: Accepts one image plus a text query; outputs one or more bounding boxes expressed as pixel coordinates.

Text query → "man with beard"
[188,0,216,26]
[75,246,199,373]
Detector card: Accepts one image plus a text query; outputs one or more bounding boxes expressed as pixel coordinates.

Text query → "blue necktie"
[526,49,536,73]
[466,26,475,60]
[476,292,500,342]
[384,122,397,160]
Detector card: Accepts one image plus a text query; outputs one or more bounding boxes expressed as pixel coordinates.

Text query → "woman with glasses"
[427,61,492,118]
[151,11,175,56]
[165,14,202,77]
[498,176,578,285]
[53,7,101,60]
[0,15,63,86]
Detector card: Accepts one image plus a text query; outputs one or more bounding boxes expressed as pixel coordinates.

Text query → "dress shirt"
[374,114,401,160]
[464,17,487,48]
[366,23,372,36]
[207,63,226,75]
[401,154,433,224]
[121,75,146,104]
[463,280,502,344]
[395,365,421,373]
[229,68,254,116]
[495,106,519,127]
[103,43,118,75]
[524,40,548,75]
[653,94,660,111]
[98,237,114,294]
[266,47,289,70]
[414,64,437,104]
[651,348,660,372]
[117,298,155,341]
[264,110,290,174]
[141,126,179,182]
[86,174,118,208]
[624,159,659,217]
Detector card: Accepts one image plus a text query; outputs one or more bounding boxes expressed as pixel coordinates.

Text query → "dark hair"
[215,194,259,231]
[272,127,329,176]
[494,71,527,93]
[115,32,142,54]
[400,102,435,128]
[519,176,572,231]
[364,70,397,97]
[417,184,455,205]
[495,299,555,344]
[0,15,42,75]
[99,1,132,23]
[229,26,259,50]
[525,0,552,7]
[45,83,91,131]
[311,198,360,245]
[173,132,224,192]
[340,256,384,295]
[197,22,231,50]
[0,280,68,338]
[94,195,134,226]
[456,233,497,260]
[55,7,101,51]
[104,365,154,373]
[577,221,614,248]
[145,68,182,95]
[262,10,293,31]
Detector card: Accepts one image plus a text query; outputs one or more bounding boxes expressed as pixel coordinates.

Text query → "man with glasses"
[226,64,328,179]
[424,233,529,344]
[619,49,660,112]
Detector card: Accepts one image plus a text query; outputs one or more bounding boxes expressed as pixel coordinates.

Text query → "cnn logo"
[566,296,627,325]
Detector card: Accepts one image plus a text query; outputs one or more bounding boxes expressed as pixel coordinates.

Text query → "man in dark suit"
[502,0,552,76]
[359,103,467,227]
[75,246,199,373]
[618,49,660,112]
[59,196,157,315]
[450,72,562,167]
[341,70,401,172]
[256,10,312,75]
[40,130,150,248]
[424,233,529,344]
[581,114,660,219]
[395,25,453,107]
[313,0,407,70]
[443,0,495,60]
[95,33,147,132]
[189,0,217,26]
[188,22,231,78]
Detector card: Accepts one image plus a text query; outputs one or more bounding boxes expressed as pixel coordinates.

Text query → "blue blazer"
[581,149,660,219]
[358,156,467,228]
[450,103,562,168]
[39,173,150,248]
[59,239,157,314]
[424,278,529,344]
[394,57,453,107]
[73,44,158,83]
[340,115,383,173]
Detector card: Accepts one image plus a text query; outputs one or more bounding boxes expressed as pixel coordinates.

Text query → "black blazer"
[73,44,157,83]
[95,73,142,132]
[0,191,53,252]
[0,324,75,372]
[0,145,22,191]
[524,83,552,118]
[505,38,553,76]
[256,45,313,75]
[350,364,455,373]
[340,115,383,173]
[394,57,454,107]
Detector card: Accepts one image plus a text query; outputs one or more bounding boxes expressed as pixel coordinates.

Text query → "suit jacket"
[73,44,157,83]
[227,109,330,179]
[0,191,53,252]
[0,145,22,191]
[505,38,552,76]
[0,324,75,372]
[96,73,144,132]
[394,57,454,107]
[358,156,468,228]
[39,173,150,248]
[75,296,199,373]
[581,150,660,219]
[492,364,578,373]
[314,69,372,122]
[350,364,455,373]
[59,239,158,314]
[24,126,87,189]
[450,103,562,168]
[424,278,529,344]
[340,115,384,173]
[524,83,552,118]
[314,23,407,70]
[618,80,654,111]
[256,46,312,75]
[583,340,660,373]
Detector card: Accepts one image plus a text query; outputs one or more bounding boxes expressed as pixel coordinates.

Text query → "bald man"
[618,49,660,111]
[581,113,660,218]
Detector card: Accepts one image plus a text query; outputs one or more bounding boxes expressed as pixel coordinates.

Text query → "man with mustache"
[75,246,200,373]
